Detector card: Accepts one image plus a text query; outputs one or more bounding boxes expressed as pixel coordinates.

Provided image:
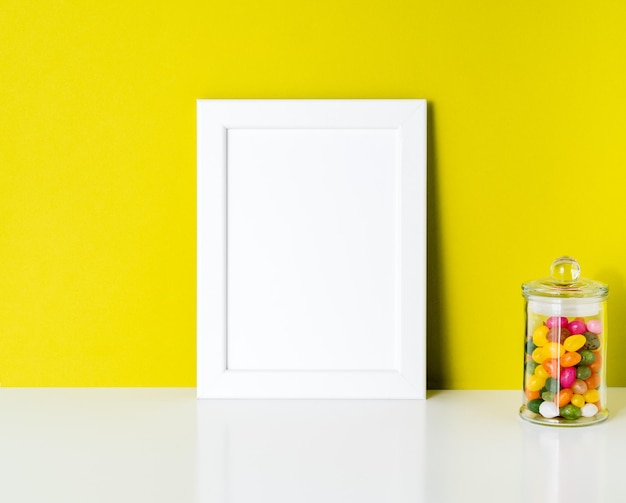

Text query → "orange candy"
[589,351,603,373]
[557,388,573,407]
[560,351,582,368]
[525,389,540,401]
[585,374,601,390]
[542,358,560,379]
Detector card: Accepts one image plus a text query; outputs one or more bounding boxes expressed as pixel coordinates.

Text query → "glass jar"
[520,256,608,426]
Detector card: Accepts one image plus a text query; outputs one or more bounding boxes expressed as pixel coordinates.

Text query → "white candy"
[539,401,559,419]
[581,403,599,418]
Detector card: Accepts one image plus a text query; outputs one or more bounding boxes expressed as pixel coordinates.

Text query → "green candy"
[545,377,560,393]
[560,404,582,420]
[541,391,555,402]
[525,360,539,375]
[527,398,543,414]
[583,332,601,350]
[576,365,592,380]
[579,349,596,365]
[526,339,537,355]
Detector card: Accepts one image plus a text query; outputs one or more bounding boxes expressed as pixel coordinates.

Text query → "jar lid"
[522,256,608,300]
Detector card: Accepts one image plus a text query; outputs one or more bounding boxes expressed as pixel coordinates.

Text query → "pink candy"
[567,320,587,335]
[587,319,603,334]
[560,367,577,388]
[546,316,568,329]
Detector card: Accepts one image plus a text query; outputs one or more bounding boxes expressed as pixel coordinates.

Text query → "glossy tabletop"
[1,388,625,502]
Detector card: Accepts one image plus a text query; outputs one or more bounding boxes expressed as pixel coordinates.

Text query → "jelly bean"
[560,404,582,420]
[583,332,601,350]
[532,325,550,347]
[525,389,541,401]
[581,403,599,417]
[587,319,603,334]
[545,377,560,393]
[535,365,550,379]
[557,388,573,407]
[527,398,543,414]
[542,359,560,379]
[532,347,547,364]
[546,316,568,329]
[526,374,546,392]
[547,327,571,344]
[571,379,588,395]
[567,320,587,334]
[579,349,596,365]
[560,367,576,388]
[539,401,559,418]
[576,365,592,380]
[541,390,555,402]
[563,334,586,352]
[584,389,600,403]
[526,339,537,355]
[571,393,585,408]
[560,352,582,368]
[585,374,601,390]
[543,342,566,359]
[589,352,602,373]
[525,360,539,375]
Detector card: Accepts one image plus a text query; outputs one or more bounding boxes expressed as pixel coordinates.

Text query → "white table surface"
[1,388,625,503]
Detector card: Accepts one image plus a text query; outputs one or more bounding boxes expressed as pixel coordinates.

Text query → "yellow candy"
[532,347,547,364]
[534,365,550,379]
[542,342,566,359]
[532,325,549,347]
[584,389,600,404]
[571,394,585,408]
[563,334,586,352]
[526,374,546,392]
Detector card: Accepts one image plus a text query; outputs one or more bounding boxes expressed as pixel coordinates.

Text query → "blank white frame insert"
[197,99,426,398]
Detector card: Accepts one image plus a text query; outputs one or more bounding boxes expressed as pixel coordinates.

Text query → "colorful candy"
[543,342,566,359]
[542,358,560,379]
[563,334,586,352]
[581,403,599,417]
[544,377,560,393]
[589,352,602,373]
[539,401,559,418]
[560,352,582,368]
[579,350,596,365]
[567,320,587,334]
[571,394,585,408]
[532,325,550,346]
[526,374,546,392]
[583,389,600,403]
[584,374,601,390]
[587,319,603,334]
[583,332,601,350]
[523,314,605,422]
[557,388,573,407]
[547,326,571,344]
[535,365,550,380]
[571,379,588,395]
[546,316,568,329]
[527,398,542,414]
[560,367,576,388]
[576,365,592,380]
[560,404,582,420]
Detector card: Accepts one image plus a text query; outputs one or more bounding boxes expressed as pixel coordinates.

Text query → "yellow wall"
[3,1,626,388]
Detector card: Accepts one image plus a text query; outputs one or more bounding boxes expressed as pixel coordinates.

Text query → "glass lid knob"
[550,256,580,285]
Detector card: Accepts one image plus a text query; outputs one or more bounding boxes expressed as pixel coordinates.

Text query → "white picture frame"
[197,99,426,399]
